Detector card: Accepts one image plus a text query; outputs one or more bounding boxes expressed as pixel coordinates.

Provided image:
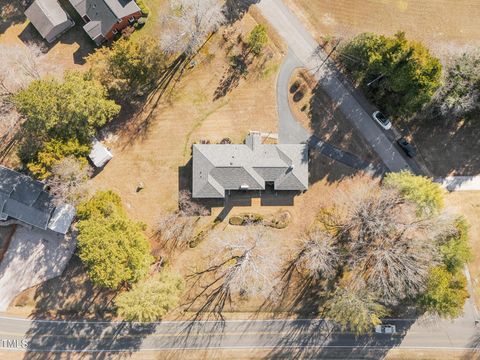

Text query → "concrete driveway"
[258,0,412,173]
[0,225,76,311]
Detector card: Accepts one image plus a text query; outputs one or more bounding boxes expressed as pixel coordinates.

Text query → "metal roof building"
[192,132,309,198]
[88,138,113,168]
[0,166,75,234]
[25,0,75,43]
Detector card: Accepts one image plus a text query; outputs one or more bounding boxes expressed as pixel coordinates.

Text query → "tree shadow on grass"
[25,256,116,320]
[106,55,191,149]
[308,81,380,167]
[400,113,480,177]
[20,256,156,358]
[213,47,253,101]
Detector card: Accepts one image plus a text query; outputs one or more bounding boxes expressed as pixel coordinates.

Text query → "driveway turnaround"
[277,52,376,172]
[258,0,411,173]
[0,226,76,311]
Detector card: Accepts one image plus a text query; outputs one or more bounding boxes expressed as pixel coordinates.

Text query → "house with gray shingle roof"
[192,132,309,198]
[0,166,75,235]
[25,0,75,43]
[69,0,141,45]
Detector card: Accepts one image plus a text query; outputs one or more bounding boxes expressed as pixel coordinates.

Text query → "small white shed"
[89,138,113,168]
[25,0,74,43]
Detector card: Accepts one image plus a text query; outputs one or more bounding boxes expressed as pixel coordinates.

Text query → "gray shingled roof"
[0,166,75,234]
[192,133,309,198]
[69,0,140,43]
[25,0,74,43]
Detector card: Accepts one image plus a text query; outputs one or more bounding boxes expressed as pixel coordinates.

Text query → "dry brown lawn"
[445,191,480,309]
[285,0,480,59]
[0,15,93,71]
[5,4,366,320]
[89,14,283,227]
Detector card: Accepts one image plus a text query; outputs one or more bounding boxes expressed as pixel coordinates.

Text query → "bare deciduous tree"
[295,228,339,280]
[0,44,43,94]
[156,190,207,250]
[160,0,226,55]
[46,156,91,206]
[157,211,198,250]
[178,190,208,216]
[188,225,281,316]
[323,175,443,305]
[0,44,53,141]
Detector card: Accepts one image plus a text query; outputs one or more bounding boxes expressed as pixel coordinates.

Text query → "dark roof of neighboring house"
[25,0,74,42]
[0,166,75,234]
[192,133,309,198]
[69,0,140,41]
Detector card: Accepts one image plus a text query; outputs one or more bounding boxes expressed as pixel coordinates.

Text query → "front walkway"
[436,176,480,191]
[0,225,76,311]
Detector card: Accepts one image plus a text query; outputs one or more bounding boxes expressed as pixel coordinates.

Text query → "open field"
[285,0,480,59]
[283,0,480,177]
[445,191,480,309]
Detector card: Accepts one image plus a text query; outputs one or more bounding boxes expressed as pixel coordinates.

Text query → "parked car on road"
[397,137,417,158]
[372,111,392,130]
[375,324,396,334]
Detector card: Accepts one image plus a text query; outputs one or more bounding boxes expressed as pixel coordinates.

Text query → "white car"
[375,324,396,334]
[372,111,392,130]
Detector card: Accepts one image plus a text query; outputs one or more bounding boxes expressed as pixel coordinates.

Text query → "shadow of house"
[18,13,94,65]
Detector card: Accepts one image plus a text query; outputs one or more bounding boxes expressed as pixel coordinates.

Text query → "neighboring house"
[69,0,142,45]
[25,0,75,43]
[89,138,113,168]
[0,166,75,235]
[192,132,309,198]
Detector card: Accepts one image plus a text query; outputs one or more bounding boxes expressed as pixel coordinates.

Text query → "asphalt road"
[258,0,413,173]
[0,316,478,353]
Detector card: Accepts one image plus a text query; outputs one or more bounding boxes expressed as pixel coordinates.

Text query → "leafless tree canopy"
[295,228,339,280]
[0,44,57,140]
[210,226,280,299]
[46,156,91,206]
[157,211,198,250]
[327,176,443,304]
[156,191,207,251]
[178,190,208,216]
[160,0,226,55]
[188,225,281,316]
